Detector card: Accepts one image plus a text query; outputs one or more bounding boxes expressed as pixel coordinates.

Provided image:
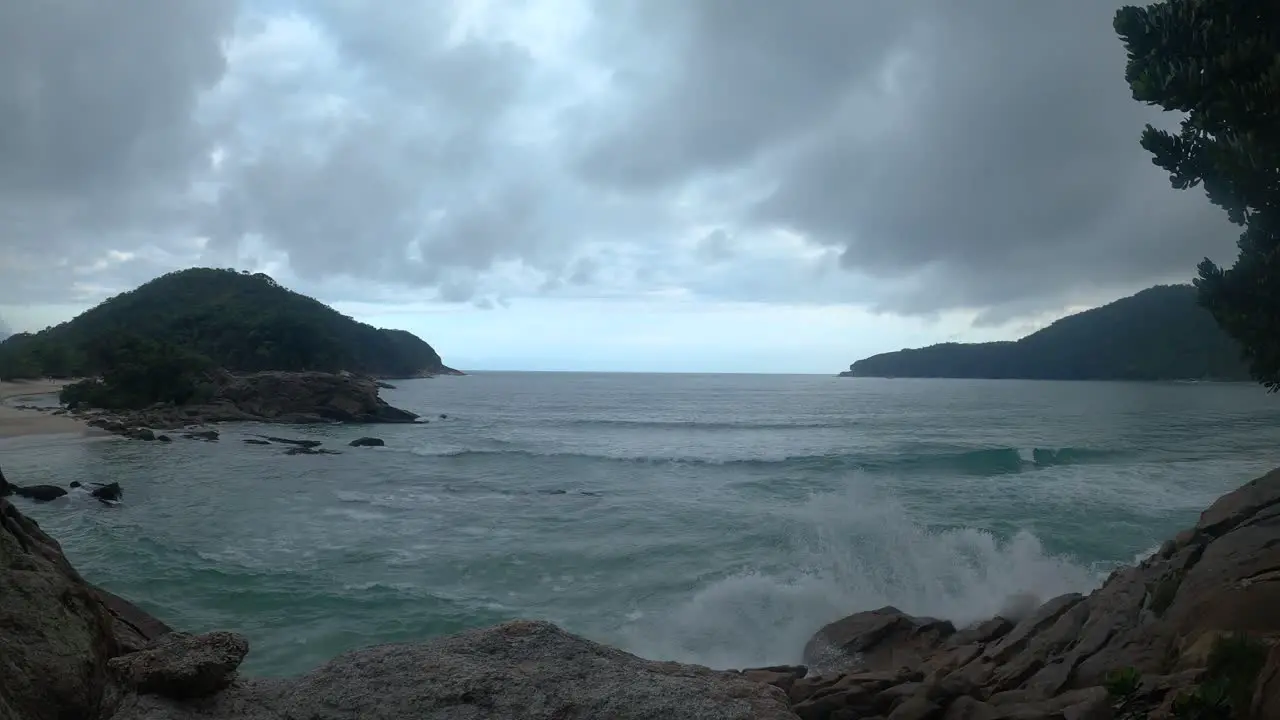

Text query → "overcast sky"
[0,0,1237,372]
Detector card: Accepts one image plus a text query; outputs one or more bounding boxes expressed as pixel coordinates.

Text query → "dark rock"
[1,496,119,720]
[283,446,340,456]
[940,696,998,720]
[91,482,123,503]
[109,631,249,700]
[181,430,219,442]
[208,371,419,424]
[804,606,956,672]
[156,435,172,442]
[439,413,447,419]
[348,436,385,447]
[13,484,69,501]
[242,439,271,445]
[127,428,156,441]
[885,696,941,720]
[375,381,396,389]
[253,435,321,448]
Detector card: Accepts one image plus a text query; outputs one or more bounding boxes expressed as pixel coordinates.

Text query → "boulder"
[283,446,340,456]
[12,484,69,501]
[803,606,956,673]
[181,430,219,442]
[109,632,249,700]
[0,497,119,720]
[348,436,385,447]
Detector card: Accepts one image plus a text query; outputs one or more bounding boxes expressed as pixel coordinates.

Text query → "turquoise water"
[3,374,1279,676]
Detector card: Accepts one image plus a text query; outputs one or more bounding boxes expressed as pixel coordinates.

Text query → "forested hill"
[0,268,456,379]
[843,285,1250,382]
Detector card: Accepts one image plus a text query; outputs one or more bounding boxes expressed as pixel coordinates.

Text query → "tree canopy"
[0,268,453,383]
[844,285,1249,381]
[1114,0,1280,389]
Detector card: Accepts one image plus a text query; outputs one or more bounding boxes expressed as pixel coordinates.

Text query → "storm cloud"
[0,0,1238,322]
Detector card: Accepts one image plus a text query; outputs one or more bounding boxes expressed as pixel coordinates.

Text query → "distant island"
[0,268,460,421]
[841,284,1250,382]
[0,268,458,382]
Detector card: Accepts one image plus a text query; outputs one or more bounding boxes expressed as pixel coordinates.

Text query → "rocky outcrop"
[110,632,249,700]
[780,467,1280,719]
[1,497,124,720]
[108,621,796,720]
[77,371,419,436]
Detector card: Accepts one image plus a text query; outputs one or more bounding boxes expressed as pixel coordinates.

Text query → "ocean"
[4,373,1279,677]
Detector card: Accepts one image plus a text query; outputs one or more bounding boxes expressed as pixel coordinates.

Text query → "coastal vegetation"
[844,284,1249,381]
[1114,0,1280,390]
[0,268,454,406]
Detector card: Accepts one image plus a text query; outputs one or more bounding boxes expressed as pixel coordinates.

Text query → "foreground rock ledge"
[109,621,796,720]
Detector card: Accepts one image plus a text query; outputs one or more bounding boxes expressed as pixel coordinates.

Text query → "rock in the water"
[252,435,320,448]
[1,497,119,720]
[242,439,271,445]
[13,484,69,501]
[92,482,123,503]
[109,631,249,700]
[348,436,385,447]
[182,430,219,442]
[283,446,340,456]
[128,428,156,441]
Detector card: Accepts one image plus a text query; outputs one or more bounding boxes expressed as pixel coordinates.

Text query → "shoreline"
[0,379,111,440]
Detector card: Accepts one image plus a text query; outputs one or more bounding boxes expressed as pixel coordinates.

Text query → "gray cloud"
[577,0,1238,315]
[0,0,1240,326]
[0,0,236,301]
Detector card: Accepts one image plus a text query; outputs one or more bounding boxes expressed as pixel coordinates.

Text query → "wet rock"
[1252,642,1280,720]
[283,446,340,456]
[181,430,219,442]
[253,435,320,448]
[109,631,249,700]
[12,484,69,501]
[242,439,271,445]
[156,435,172,442]
[348,436,385,447]
[803,606,956,673]
[127,428,156,441]
[886,696,941,720]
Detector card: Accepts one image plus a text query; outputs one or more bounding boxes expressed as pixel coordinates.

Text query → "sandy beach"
[0,379,106,440]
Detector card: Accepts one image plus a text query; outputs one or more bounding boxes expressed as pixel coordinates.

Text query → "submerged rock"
[348,436,385,447]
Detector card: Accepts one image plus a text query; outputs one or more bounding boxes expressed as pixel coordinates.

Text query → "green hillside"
[844,285,1249,382]
[0,268,455,380]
